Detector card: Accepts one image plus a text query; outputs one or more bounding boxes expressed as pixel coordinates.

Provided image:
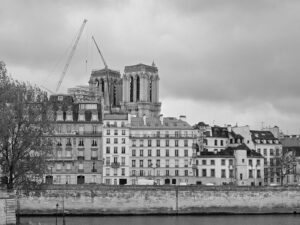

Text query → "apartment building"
[194,144,264,186]
[129,115,196,185]
[102,114,130,185]
[45,95,103,185]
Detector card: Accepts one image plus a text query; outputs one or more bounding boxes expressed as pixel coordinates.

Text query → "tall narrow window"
[130,76,134,102]
[149,79,152,102]
[136,76,140,101]
[113,84,117,106]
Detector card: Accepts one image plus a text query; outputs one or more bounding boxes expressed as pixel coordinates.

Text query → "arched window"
[100,78,105,93]
[113,84,117,106]
[149,79,152,102]
[96,79,100,87]
[130,76,134,102]
[136,76,140,101]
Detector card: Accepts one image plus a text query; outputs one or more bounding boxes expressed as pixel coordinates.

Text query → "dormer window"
[56,114,63,121]
[66,114,73,121]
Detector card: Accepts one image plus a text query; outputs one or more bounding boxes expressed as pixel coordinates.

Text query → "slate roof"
[130,117,192,129]
[250,130,277,140]
[103,113,128,120]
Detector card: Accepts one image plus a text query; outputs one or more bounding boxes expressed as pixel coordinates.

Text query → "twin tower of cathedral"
[88,63,161,117]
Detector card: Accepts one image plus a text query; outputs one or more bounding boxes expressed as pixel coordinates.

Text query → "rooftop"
[104,113,128,120]
[130,116,192,129]
[124,63,158,73]
[250,130,278,141]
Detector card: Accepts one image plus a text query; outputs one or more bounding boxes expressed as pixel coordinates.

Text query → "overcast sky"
[2,0,300,133]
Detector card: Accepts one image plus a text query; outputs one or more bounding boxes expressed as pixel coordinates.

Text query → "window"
[257,170,261,178]
[78,139,84,146]
[78,163,83,171]
[157,149,160,157]
[249,159,252,166]
[157,159,160,167]
[122,130,126,135]
[56,163,61,171]
[114,130,118,135]
[121,147,125,154]
[175,170,179,176]
[242,159,245,163]
[270,158,274,166]
[270,149,274,156]
[106,147,110,154]
[156,140,160,147]
[257,148,261,154]
[132,140,136,147]
[139,140,144,147]
[175,159,179,167]
[257,159,260,166]
[122,138,126,144]
[276,148,280,156]
[106,168,110,176]
[175,131,179,138]
[214,139,218,146]
[57,149,62,158]
[140,160,144,167]
[184,159,188,167]
[175,149,179,157]
[140,149,144,157]
[114,138,118,144]
[229,159,233,166]
[211,169,215,177]
[148,140,152,147]
[106,157,110,165]
[148,149,152,156]
[66,138,72,146]
[202,169,207,177]
[114,147,118,154]
[264,158,267,165]
[229,169,234,178]
[221,169,226,178]
[113,157,118,163]
[184,150,188,157]
[211,160,215,165]
[184,170,188,176]
[202,160,206,165]
[132,149,136,156]
[92,139,97,147]
[166,170,170,176]
[220,140,223,146]
[221,159,226,166]
[249,169,253,178]
[66,150,71,157]
[166,140,169,147]
[106,138,110,144]
[175,140,179,147]
[184,140,188,147]
[122,168,125,176]
[156,131,160,137]
[132,160,136,167]
[163,149,168,157]
[166,159,169,167]
[263,149,267,156]
[148,160,152,167]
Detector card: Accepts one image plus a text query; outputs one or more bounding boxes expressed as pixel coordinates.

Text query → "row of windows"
[106,129,126,136]
[56,125,98,134]
[106,146,126,154]
[131,149,190,157]
[131,131,193,138]
[106,138,127,144]
[130,170,189,177]
[105,156,126,165]
[57,138,99,147]
[132,139,190,147]
[257,148,281,156]
[131,159,189,168]
[105,168,126,176]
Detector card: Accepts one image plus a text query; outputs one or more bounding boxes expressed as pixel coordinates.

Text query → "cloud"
[2,0,300,132]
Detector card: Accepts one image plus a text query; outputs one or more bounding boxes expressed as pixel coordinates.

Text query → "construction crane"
[92,36,112,112]
[92,36,108,69]
[55,19,88,93]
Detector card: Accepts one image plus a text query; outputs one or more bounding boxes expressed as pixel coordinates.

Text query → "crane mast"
[55,19,88,93]
[92,36,108,69]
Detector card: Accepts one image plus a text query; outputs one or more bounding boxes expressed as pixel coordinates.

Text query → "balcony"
[129,134,196,139]
[111,162,120,168]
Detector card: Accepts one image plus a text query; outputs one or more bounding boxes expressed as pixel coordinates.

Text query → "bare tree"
[277,148,297,186]
[0,61,53,190]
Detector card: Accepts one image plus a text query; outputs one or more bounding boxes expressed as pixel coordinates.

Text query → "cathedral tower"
[121,63,161,117]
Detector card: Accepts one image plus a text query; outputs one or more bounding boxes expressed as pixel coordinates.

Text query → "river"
[20,215,300,225]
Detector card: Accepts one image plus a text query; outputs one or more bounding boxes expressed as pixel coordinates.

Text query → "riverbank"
[15,185,300,215]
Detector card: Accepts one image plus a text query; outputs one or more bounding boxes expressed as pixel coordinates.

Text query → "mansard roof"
[250,130,277,140]
[208,126,229,138]
[103,113,128,120]
[130,116,192,130]
[199,144,263,158]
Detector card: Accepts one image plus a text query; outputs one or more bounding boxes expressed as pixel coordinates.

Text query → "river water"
[20,215,300,225]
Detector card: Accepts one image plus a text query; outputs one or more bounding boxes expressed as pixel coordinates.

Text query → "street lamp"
[55,203,59,225]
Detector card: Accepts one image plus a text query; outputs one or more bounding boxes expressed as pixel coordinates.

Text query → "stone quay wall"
[0,191,16,225]
[18,185,300,215]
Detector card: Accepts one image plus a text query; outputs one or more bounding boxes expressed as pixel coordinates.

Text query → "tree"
[277,148,297,186]
[0,61,53,190]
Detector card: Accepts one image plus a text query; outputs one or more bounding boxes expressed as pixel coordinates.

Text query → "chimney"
[143,114,147,126]
[160,114,163,125]
[179,115,186,122]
